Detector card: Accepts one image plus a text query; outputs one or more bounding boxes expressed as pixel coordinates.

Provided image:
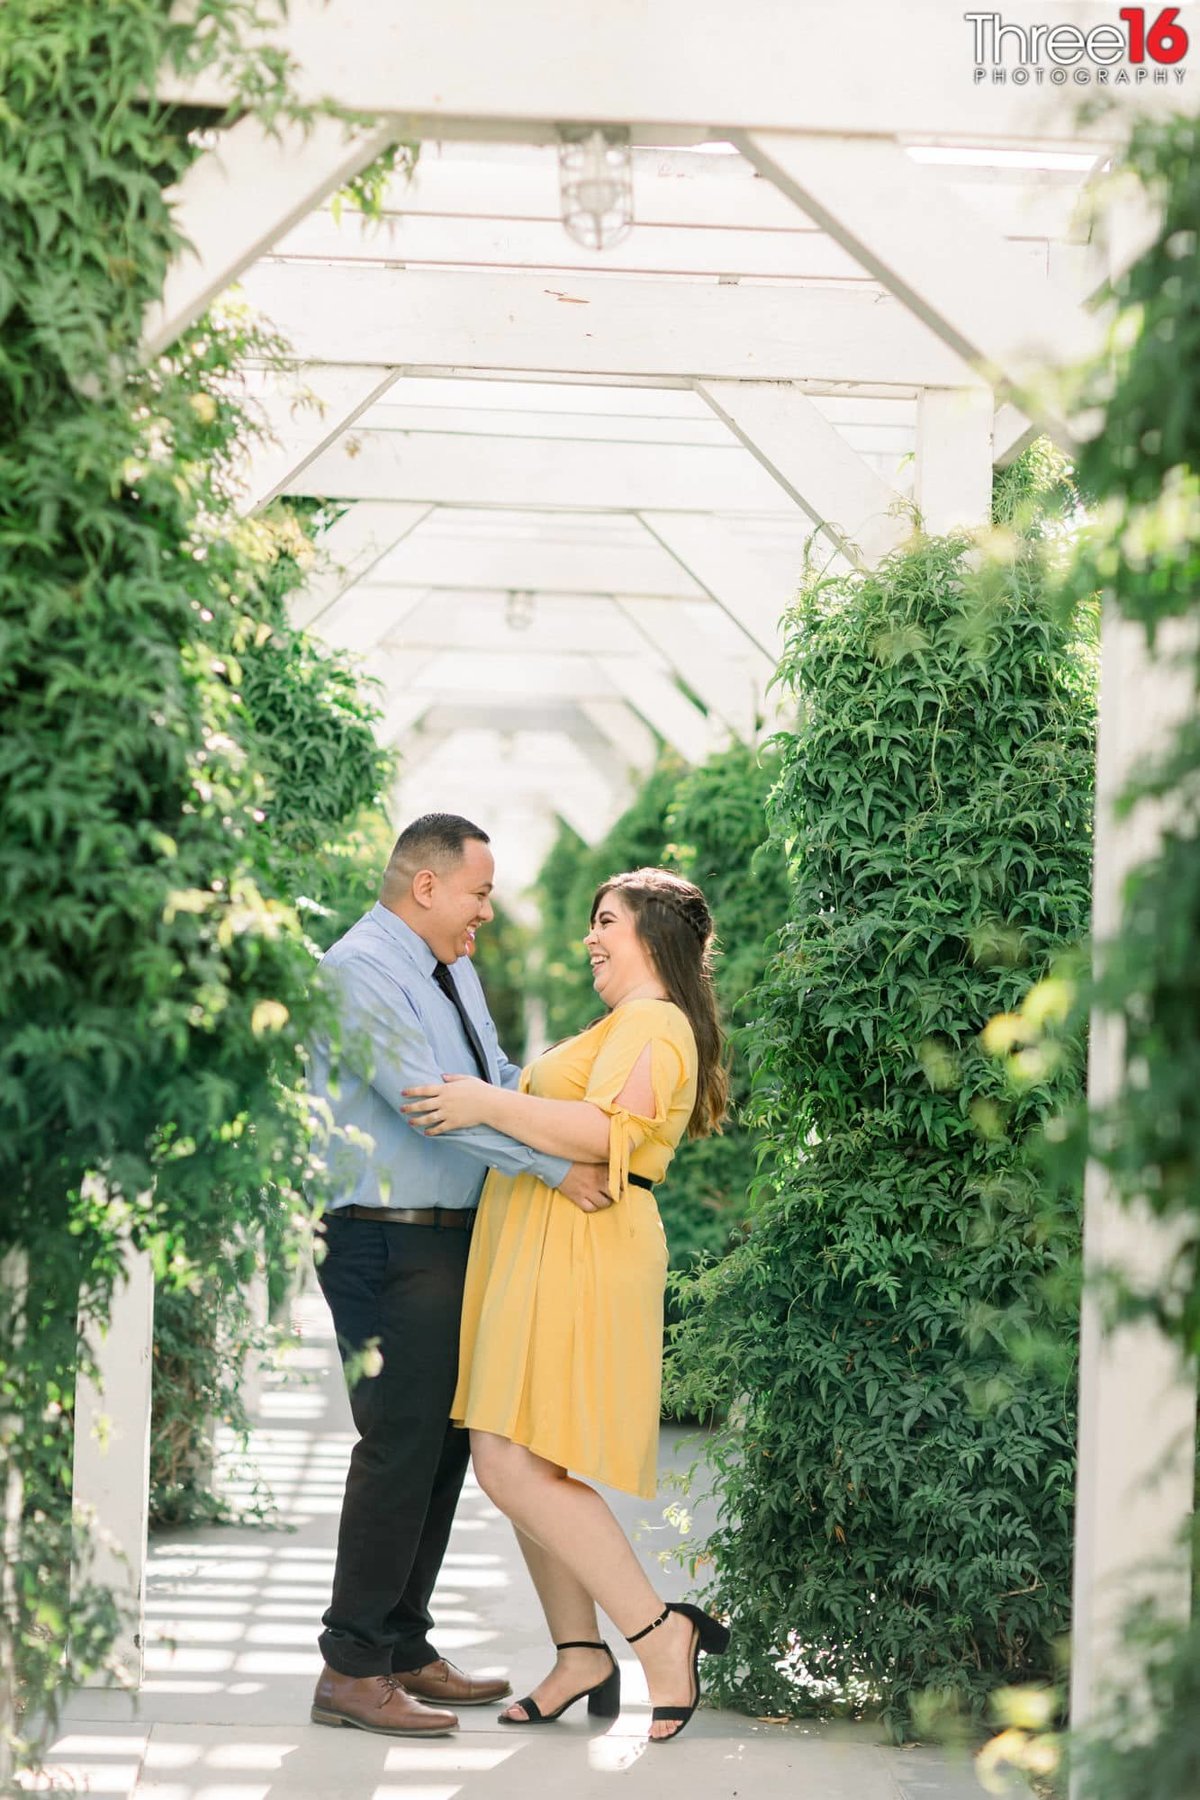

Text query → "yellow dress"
[451,998,698,1499]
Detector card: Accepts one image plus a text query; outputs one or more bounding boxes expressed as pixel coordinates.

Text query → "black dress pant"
[315,1212,473,1677]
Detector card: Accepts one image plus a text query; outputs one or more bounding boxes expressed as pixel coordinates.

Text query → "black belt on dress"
[338,1205,474,1230]
[338,1180,651,1225]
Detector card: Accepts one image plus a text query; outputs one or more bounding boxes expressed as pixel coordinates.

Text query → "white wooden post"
[72,1228,155,1688]
[1070,614,1199,1763]
[239,1242,271,1421]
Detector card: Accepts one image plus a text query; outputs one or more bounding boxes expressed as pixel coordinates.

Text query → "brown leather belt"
[339,1205,474,1230]
[338,1179,652,1228]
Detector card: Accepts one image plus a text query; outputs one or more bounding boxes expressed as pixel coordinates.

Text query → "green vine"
[666,496,1096,1738]
[0,0,393,1770]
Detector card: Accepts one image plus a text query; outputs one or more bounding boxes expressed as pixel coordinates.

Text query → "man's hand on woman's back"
[557,1164,613,1212]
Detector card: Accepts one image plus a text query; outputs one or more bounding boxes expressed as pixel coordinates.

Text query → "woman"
[402,866,729,1742]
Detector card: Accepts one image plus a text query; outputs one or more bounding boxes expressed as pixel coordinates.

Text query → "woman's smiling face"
[583,888,660,1008]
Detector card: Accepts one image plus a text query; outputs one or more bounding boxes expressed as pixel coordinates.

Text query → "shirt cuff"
[532,1150,572,1189]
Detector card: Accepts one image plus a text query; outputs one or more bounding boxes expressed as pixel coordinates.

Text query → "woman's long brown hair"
[592,867,729,1139]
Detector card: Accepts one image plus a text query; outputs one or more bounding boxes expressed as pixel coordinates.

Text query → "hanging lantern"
[504,589,535,632]
[557,127,634,251]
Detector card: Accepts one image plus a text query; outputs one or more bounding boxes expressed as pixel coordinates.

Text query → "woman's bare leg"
[502,1527,610,1720]
[473,1431,700,1739]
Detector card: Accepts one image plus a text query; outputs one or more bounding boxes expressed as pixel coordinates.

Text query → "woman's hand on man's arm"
[401,1073,498,1134]
[403,1078,611,1162]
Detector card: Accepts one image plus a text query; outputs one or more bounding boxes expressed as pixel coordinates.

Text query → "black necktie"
[432,962,492,1083]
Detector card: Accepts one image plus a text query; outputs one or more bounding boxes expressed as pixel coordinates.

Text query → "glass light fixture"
[557,127,634,251]
[504,589,535,632]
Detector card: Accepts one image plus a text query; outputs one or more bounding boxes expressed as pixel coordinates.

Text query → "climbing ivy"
[0,0,390,1766]
[666,504,1096,1737]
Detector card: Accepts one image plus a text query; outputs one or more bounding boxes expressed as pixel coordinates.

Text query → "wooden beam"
[142,115,395,360]
[637,512,795,662]
[271,146,1092,241]
[393,727,628,850]
[696,378,909,565]
[915,388,995,535]
[735,132,1104,440]
[290,502,434,629]
[579,698,659,775]
[316,583,727,655]
[314,583,433,656]
[597,659,726,766]
[995,177,1165,462]
[238,263,980,387]
[283,426,797,512]
[243,367,401,513]
[335,391,912,458]
[157,0,1171,141]
[403,697,623,746]
[994,400,1040,468]
[323,591,649,659]
[271,208,1063,285]
[371,645,439,745]
[617,597,758,743]
[349,533,708,599]
[390,647,627,705]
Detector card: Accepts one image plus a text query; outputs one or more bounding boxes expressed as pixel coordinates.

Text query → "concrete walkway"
[50,1292,990,1800]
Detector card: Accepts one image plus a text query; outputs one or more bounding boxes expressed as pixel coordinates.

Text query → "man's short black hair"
[387,813,490,879]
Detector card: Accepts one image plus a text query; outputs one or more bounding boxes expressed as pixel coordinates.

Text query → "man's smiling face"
[422,836,496,963]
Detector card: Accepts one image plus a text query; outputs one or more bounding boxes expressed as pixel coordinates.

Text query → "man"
[308,813,610,1739]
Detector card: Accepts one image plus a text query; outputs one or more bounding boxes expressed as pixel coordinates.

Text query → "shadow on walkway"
[48,1292,988,1800]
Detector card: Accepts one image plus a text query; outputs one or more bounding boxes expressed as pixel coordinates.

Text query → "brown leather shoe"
[310,1664,458,1735]
[392,1657,513,1707]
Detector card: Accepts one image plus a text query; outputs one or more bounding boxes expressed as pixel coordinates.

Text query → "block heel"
[499,1639,620,1726]
[586,1661,622,1718]
[626,1601,731,1742]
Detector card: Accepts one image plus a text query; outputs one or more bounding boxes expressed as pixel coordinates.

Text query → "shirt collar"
[369,902,440,977]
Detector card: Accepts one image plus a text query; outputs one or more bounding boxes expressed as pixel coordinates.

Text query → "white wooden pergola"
[141,0,1174,892]
[77,6,1196,1777]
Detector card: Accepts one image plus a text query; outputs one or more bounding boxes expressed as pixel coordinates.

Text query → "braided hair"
[591,867,729,1139]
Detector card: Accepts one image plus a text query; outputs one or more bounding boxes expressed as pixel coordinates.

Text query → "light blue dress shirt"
[309,903,571,1211]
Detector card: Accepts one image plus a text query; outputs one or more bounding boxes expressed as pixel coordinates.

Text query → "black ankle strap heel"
[626,1607,669,1643]
[498,1640,620,1726]
[624,1601,732,1743]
